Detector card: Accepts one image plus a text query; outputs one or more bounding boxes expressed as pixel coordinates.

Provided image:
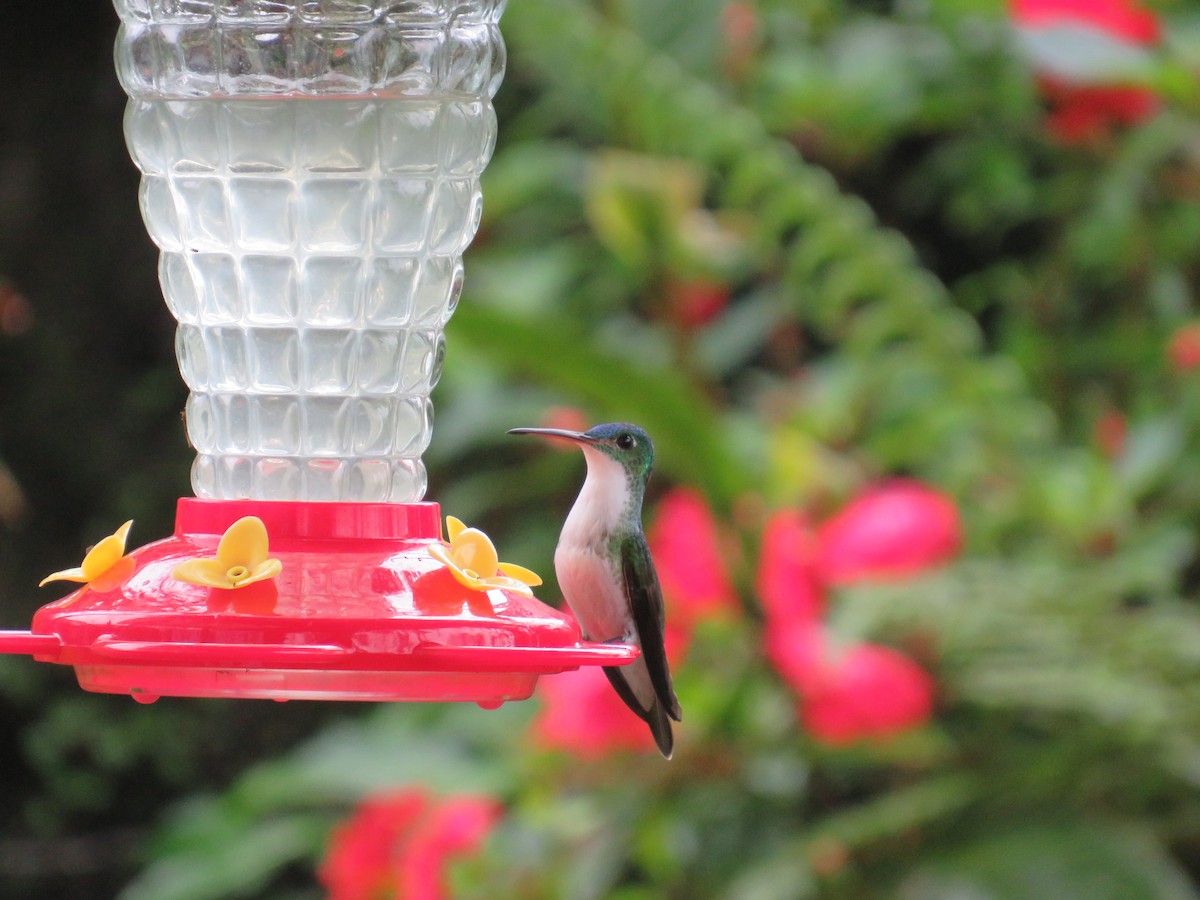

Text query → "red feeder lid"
[0,499,637,706]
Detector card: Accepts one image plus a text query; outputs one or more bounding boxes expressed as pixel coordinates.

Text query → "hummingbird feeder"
[0,0,637,705]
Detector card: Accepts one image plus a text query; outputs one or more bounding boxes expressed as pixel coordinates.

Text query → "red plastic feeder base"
[0,499,637,706]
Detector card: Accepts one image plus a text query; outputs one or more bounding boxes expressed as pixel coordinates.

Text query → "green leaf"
[448,302,750,503]
[119,810,325,900]
[897,823,1200,900]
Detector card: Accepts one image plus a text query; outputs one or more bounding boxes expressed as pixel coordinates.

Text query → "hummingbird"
[509,422,682,758]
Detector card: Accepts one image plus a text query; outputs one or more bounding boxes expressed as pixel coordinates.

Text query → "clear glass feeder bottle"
[115,0,506,503]
[0,0,643,704]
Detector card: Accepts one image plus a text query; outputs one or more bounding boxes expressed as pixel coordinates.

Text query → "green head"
[508,422,655,483]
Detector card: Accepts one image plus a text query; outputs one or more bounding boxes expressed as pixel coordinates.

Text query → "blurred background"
[5,0,1200,897]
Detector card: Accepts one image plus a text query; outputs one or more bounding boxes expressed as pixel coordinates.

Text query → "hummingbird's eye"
[616,433,636,451]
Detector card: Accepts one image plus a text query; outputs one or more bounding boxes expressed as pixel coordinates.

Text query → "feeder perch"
[0,1,638,703]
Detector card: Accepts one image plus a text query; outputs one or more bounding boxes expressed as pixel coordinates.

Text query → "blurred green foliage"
[5,0,1200,897]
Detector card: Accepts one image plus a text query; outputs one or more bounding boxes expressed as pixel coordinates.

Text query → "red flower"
[798,638,935,746]
[648,487,739,633]
[664,277,731,330]
[1010,0,1161,144]
[1010,0,1159,45]
[1168,323,1200,373]
[531,665,658,758]
[1093,409,1128,459]
[721,1,760,82]
[1040,80,1160,145]
[816,480,961,586]
[756,509,825,628]
[0,283,33,337]
[321,790,427,900]
[320,789,500,900]
[395,797,500,900]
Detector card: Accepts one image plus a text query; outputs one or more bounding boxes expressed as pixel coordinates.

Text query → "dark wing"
[620,533,682,722]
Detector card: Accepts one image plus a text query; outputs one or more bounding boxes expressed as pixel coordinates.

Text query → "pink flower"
[763,617,827,696]
[769,625,934,746]
[1168,323,1200,373]
[816,480,961,586]
[756,509,825,628]
[531,665,658,759]
[1009,0,1162,144]
[648,487,739,633]
[321,790,425,900]
[1010,0,1159,45]
[800,638,935,746]
[756,484,947,745]
[396,797,500,900]
[319,789,500,900]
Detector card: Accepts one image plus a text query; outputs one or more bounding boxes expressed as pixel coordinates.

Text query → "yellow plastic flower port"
[171,516,282,590]
[40,520,135,592]
[429,515,543,597]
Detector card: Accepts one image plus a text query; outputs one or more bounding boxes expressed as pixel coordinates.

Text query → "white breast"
[554,446,634,643]
[555,545,630,642]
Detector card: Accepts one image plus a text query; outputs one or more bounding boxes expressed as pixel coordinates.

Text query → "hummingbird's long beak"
[507,427,597,444]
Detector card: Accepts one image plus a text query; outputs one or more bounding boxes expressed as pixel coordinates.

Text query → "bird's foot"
[598,630,637,645]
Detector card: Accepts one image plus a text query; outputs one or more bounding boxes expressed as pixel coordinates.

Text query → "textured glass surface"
[114,1,505,501]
